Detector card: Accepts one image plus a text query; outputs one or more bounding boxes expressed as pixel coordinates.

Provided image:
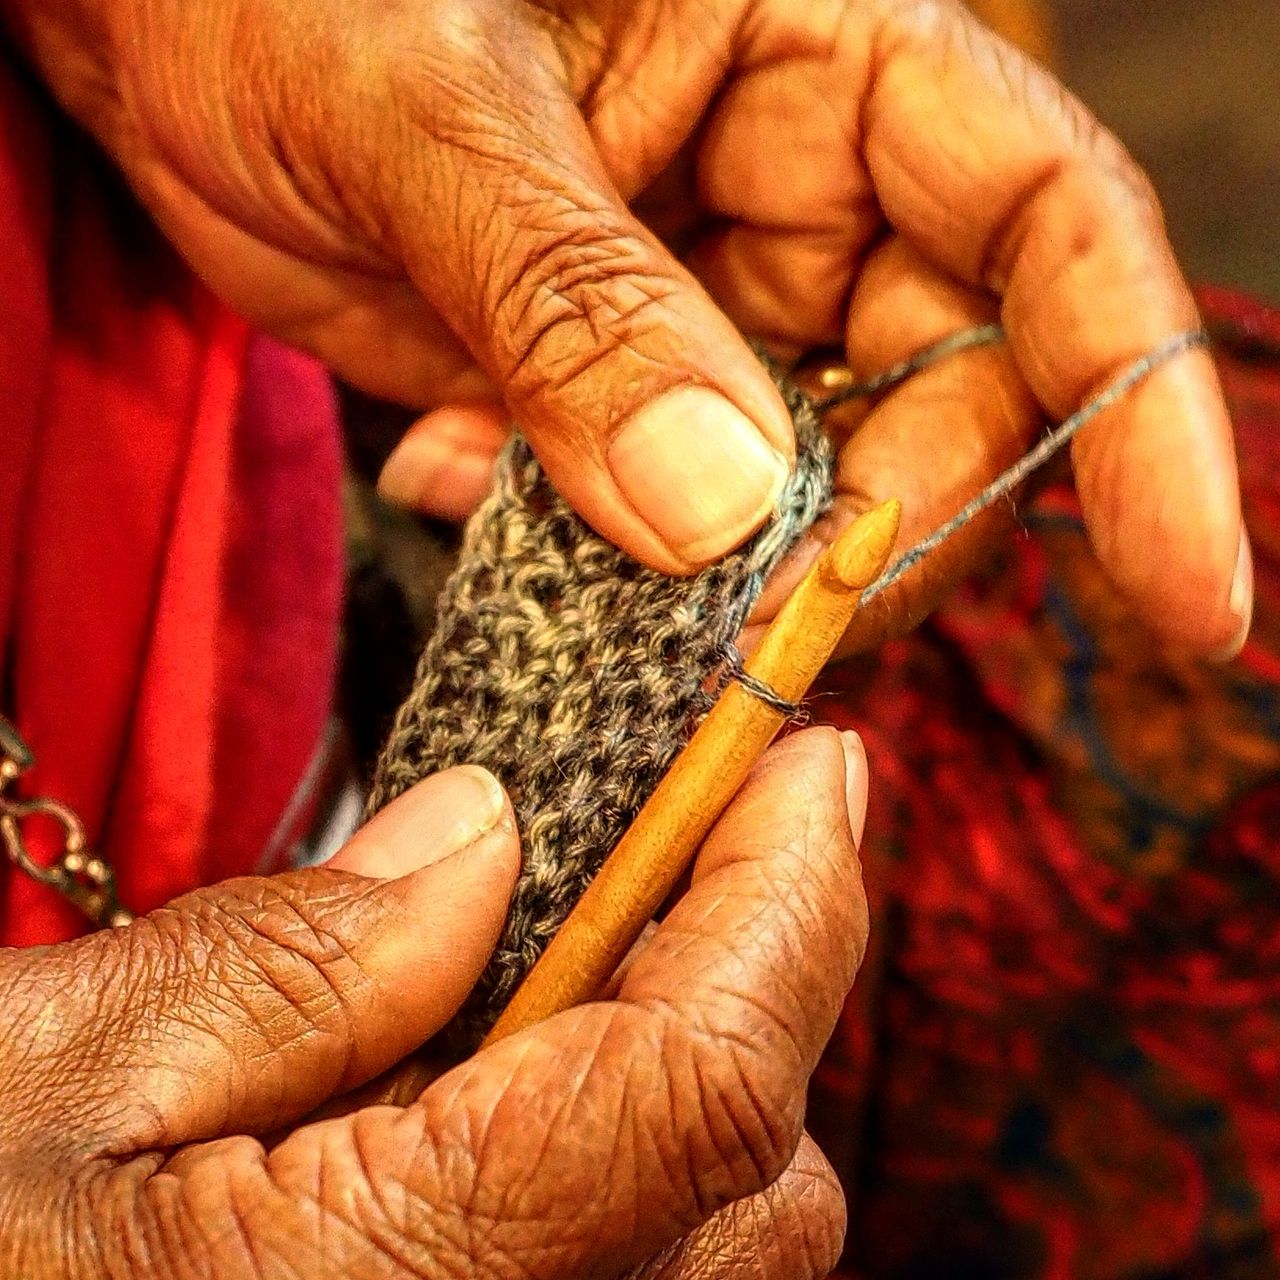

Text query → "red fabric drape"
[0,53,343,944]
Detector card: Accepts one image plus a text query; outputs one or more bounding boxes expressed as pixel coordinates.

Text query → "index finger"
[855,0,1246,653]
[415,729,864,1275]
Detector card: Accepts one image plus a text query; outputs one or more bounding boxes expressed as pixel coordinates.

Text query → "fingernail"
[839,730,868,845]
[330,766,509,879]
[377,433,448,507]
[1215,527,1254,662]
[607,387,790,567]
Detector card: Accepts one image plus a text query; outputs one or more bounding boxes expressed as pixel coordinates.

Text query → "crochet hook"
[481,497,902,1046]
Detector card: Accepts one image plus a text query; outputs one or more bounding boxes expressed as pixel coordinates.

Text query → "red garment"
[0,52,343,944]
[815,289,1280,1277]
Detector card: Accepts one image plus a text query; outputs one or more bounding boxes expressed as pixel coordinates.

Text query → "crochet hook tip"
[824,499,902,591]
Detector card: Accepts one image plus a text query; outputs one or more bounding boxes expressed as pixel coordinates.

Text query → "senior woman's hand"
[0,729,866,1279]
[4,0,1249,656]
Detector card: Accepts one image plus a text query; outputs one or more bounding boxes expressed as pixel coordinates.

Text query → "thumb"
[373,16,795,571]
[6,767,519,1154]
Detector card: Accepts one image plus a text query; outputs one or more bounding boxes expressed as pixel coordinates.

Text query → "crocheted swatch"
[368,367,835,1048]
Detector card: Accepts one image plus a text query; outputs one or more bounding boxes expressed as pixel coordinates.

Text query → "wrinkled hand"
[0,729,867,1278]
[6,0,1247,653]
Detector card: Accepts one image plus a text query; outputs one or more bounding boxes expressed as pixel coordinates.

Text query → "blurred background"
[974,0,1279,302]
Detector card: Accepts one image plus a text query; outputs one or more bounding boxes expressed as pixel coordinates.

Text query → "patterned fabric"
[367,369,833,1048]
[817,286,1280,1278]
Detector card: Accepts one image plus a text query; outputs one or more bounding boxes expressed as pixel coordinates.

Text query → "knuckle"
[436,1053,609,1255]
[488,215,682,406]
[366,0,692,420]
[162,878,373,1030]
[343,1109,479,1276]
[319,1103,509,1278]
[653,1012,802,1212]
[100,877,391,1115]
[717,813,864,989]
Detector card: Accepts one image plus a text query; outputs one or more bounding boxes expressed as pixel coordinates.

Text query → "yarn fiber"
[367,368,834,1048]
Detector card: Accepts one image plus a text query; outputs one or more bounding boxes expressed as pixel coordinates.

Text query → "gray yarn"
[363,320,1203,1052]
[367,368,834,1049]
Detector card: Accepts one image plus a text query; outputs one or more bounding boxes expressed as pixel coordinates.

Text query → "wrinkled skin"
[0,0,1249,1273]
[5,0,1249,652]
[0,730,867,1278]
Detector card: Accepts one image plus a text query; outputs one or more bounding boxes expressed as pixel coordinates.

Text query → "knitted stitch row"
[367,366,834,1048]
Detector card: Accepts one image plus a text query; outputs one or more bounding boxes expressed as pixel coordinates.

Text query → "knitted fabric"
[368,368,834,1047]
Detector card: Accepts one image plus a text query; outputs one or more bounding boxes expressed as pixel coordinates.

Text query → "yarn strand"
[719,643,807,720]
[814,322,1007,411]
[859,327,1209,603]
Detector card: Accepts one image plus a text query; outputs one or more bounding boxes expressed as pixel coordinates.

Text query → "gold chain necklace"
[0,714,133,929]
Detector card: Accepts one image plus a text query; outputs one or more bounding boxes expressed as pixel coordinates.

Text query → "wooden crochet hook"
[481,497,902,1046]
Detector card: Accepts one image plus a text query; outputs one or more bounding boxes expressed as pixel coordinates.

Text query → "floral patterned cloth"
[817,286,1280,1278]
